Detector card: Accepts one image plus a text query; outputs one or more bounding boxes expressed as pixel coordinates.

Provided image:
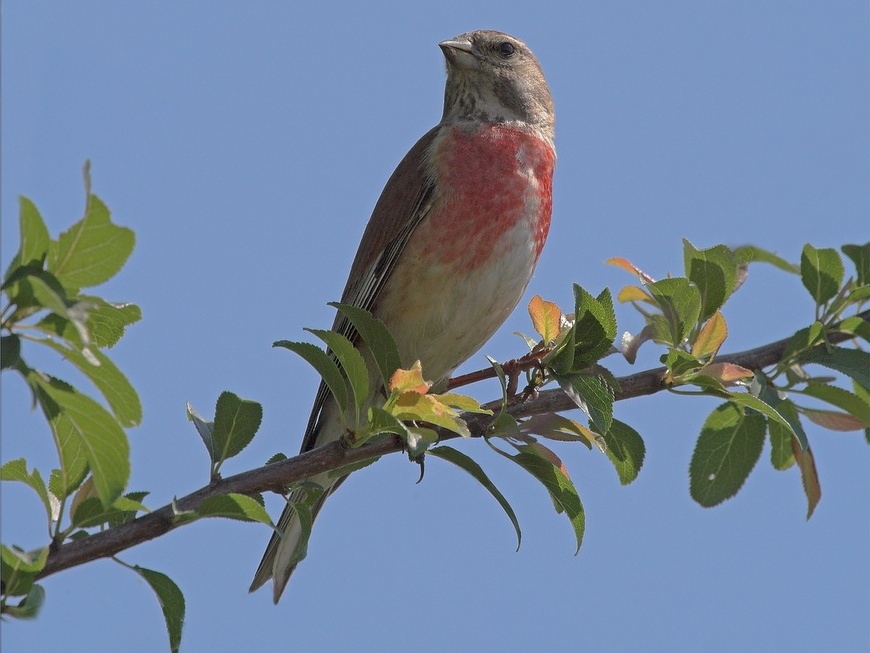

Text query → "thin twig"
[35,309,869,581]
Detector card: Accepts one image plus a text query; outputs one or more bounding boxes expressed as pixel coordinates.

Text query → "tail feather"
[249,475,338,602]
[251,367,379,601]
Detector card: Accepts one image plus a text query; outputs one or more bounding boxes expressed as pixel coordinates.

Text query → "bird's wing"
[299,125,440,453]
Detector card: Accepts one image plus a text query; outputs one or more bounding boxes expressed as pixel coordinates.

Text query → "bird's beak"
[439,36,479,70]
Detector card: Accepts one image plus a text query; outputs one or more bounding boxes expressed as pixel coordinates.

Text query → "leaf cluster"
[3,168,867,653]
[1,165,144,622]
[610,240,870,517]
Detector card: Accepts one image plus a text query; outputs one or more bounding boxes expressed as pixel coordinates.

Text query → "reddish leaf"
[528,295,562,342]
[617,285,655,305]
[518,413,595,447]
[389,361,431,394]
[791,438,821,519]
[526,441,571,477]
[606,257,656,283]
[802,408,865,432]
[692,311,728,359]
[700,362,754,384]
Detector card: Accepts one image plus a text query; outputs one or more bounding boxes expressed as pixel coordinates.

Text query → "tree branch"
[36,309,868,581]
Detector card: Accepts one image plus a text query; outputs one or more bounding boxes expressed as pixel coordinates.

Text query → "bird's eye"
[497,41,515,57]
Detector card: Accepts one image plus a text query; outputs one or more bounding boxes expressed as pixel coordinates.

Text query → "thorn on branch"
[414,455,425,484]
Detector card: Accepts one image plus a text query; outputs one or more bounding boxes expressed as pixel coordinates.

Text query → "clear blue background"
[2,3,868,652]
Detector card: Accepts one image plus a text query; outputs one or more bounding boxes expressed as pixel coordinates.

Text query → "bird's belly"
[376,204,543,383]
[373,123,554,383]
[408,224,538,381]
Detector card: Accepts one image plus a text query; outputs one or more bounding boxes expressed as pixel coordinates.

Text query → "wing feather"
[299,126,440,452]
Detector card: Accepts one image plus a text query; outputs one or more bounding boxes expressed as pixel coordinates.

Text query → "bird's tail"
[249,472,340,602]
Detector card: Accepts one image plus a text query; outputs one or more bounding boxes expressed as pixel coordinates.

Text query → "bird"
[250,29,556,603]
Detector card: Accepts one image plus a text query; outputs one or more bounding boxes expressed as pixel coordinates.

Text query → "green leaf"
[782,322,826,361]
[1,458,55,522]
[557,373,614,436]
[130,566,185,653]
[186,403,215,461]
[69,480,148,528]
[0,545,49,575]
[429,445,522,551]
[107,491,151,527]
[602,419,646,485]
[489,412,521,438]
[682,240,738,320]
[1,334,22,370]
[40,339,142,427]
[732,245,800,274]
[33,380,88,501]
[799,345,870,389]
[647,278,702,346]
[853,381,870,445]
[366,406,409,437]
[799,383,870,427]
[30,372,129,506]
[0,545,48,597]
[18,196,51,266]
[87,300,141,348]
[689,402,766,507]
[661,348,702,379]
[307,329,369,412]
[37,298,142,349]
[71,496,118,528]
[800,244,844,306]
[846,285,870,304]
[569,285,617,370]
[517,413,594,447]
[3,583,45,619]
[48,467,86,507]
[212,392,263,467]
[768,417,796,471]
[765,398,809,466]
[25,270,77,316]
[852,380,870,404]
[330,302,402,386]
[405,426,439,457]
[842,242,870,286]
[507,446,585,554]
[550,285,615,374]
[9,269,91,345]
[48,195,135,290]
[833,316,870,343]
[274,340,348,415]
[729,391,806,450]
[196,493,274,525]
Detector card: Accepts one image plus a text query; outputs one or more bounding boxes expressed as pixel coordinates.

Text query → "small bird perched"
[251,29,556,602]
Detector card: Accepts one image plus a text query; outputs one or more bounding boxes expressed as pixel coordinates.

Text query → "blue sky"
[2,3,868,652]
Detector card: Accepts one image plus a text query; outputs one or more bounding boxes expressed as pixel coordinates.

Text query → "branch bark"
[36,309,869,581]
